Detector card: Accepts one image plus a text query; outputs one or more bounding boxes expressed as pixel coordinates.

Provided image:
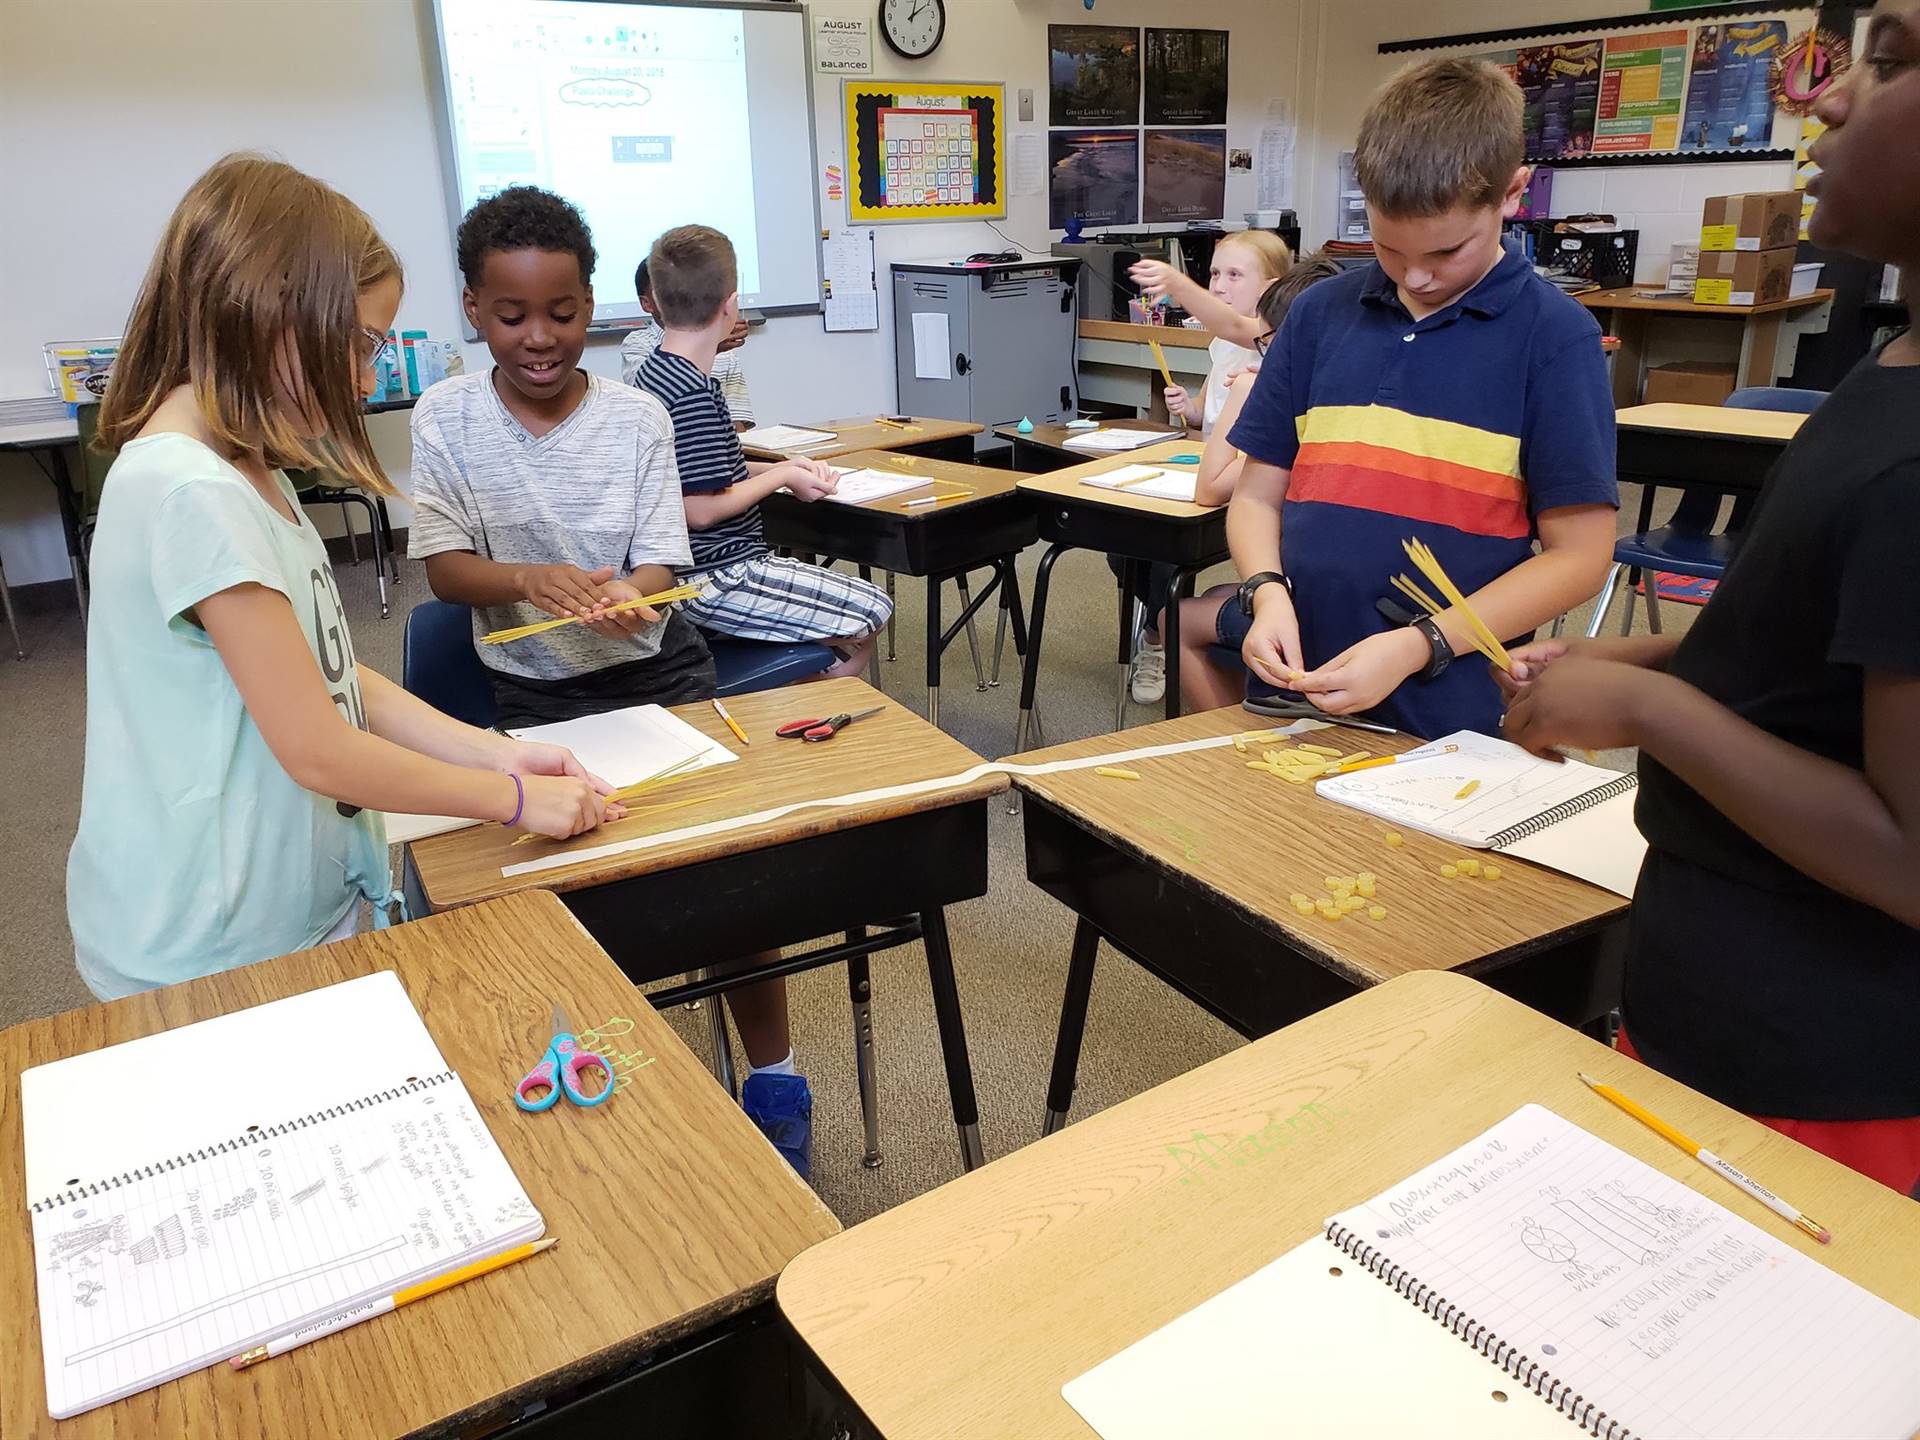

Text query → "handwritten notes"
[1328,1105,1920,1438]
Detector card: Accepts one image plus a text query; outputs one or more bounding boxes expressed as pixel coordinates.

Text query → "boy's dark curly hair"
[456,185,596,288]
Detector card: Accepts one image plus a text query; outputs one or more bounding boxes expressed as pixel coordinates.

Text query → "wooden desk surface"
[1015,441,1219,521]
[992,417,1184,456]
[1614,401,1808,442]
[1011,707,1624,987]
[1578,287,1834,318]
[740,416,981,461]
[410,679,1005,911]
[823,449,1027,517]
[779,970,1920,1440]
[0,892,838,1440]
[1075,319,1213,349]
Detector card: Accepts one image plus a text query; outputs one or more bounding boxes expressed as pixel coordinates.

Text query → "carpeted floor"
[0,484,1694,1227]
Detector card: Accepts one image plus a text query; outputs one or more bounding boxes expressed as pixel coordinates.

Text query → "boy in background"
[409,188,813,1174]
[621,254,757,432]
[1226,58,1617,740]
[637,224,891,674]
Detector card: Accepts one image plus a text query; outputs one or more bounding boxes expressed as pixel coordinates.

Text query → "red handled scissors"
[775,705,885,743]
[514,1003,612,1112]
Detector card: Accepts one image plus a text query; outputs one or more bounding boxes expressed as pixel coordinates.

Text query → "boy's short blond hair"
[1355,58,1525,219]
[648,225,737,328]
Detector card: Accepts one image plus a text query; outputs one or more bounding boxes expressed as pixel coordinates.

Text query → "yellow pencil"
[1577,1072,1830,1244]
[1322,743,1457,776]
[229,1238,558,1368]
[903,488,974,508]
[712,697,750,747]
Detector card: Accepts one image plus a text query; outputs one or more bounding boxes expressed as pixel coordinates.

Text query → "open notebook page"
[1061,428,1182,452]
[1080,466,1197,502]
[508,703,737,787]
[1497,789,1646,898]
[737,423,836,449]
[1328,1105,1920,1440]
[1315,730,1630,848]
[33,1077,542,1418]
[21,973,446,1202]
[1063,1236,1571,1439]
[821,468,936,505]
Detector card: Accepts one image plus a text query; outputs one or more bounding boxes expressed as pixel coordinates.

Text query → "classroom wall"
[1307,0,1798,286]
[0,0,1318,586]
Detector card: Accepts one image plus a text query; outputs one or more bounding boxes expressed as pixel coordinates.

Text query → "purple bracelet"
[506,772,525,828]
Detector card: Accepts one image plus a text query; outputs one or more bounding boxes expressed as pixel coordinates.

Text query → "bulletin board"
[843,80,1007,223]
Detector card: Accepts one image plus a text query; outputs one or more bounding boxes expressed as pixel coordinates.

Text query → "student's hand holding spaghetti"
[1501,656,1662,758]
[1163,383,1196,424]
[1289,628,1428,715]
[1239,583,1305,691]
[518,562,618,620]
[579,576,662,639]
[514,774,620,838]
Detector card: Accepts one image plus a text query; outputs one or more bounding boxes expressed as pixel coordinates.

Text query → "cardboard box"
[1699,191,1801,252]
[1643,362,1737,406]
[1693,247,1796,306]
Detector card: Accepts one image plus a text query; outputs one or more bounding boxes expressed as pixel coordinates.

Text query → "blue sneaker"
[741,1072,814,1180]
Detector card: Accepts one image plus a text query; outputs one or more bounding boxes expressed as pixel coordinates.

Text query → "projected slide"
[435,0,819,313]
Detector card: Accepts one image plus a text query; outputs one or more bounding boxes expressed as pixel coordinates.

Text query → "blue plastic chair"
[1586,385,1826,638]
[401,599,836,718]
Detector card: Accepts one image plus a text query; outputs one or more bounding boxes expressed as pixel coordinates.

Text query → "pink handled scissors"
[515,1003,612,1112]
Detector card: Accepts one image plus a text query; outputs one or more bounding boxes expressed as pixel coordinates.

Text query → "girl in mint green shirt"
[69,155,630,998]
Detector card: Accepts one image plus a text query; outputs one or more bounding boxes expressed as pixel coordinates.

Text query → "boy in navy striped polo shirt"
[637,225,891,673]
[1226,58,1618,740]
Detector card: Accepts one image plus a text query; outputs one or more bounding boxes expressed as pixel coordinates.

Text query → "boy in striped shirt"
[636,225,891,674]
[1226,58,1617,739]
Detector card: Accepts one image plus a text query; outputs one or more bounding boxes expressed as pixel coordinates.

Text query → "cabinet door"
[967,275,1077,432]
[892,272,972,422]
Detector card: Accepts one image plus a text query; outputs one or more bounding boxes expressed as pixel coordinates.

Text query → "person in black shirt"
[1500,0,1920,1198]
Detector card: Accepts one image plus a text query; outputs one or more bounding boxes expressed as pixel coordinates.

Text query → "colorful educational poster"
[1143,28,1228,125]
[1515,40,1604,160]
[1142,128,1226,222]
[1678,20,1787,149]
[1048,128,1140,228]
[1593,30,1689,152]
[844,81,1006,223]
[1795,112,1826,238]
[1049,25,1140,126]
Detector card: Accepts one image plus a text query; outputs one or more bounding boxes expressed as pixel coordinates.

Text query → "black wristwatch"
[1237,570,1292,617]
[1411,615,1454,680]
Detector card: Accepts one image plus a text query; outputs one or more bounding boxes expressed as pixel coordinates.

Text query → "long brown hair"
[98,154,403,494]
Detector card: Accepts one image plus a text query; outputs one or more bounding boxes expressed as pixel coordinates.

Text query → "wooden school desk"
[1012,441,1225,741]
[758,451,1038,728]
[778,970,1920,1440]
[1009,706,1627,1134]
[404,680,1004,1171]
[990,416,1185,475]
[739,416,982,464]
[0,891,841,1440]
[1616,401,1808,546]
[1578,287,1835,407]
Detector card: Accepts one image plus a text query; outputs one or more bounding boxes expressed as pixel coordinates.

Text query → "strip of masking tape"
[501,720,1329,878]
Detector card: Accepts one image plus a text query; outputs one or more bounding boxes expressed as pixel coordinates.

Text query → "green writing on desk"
[1170,1100,1349,1189]
[575,1016,658,1093]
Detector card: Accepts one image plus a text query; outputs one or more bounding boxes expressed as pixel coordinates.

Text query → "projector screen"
[426,0,821,322]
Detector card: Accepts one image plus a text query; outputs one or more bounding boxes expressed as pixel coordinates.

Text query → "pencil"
[904,489,973,507]
[1577,1072,1830,1245]
[1322,743,1457,776]
[712,697,750,746]
[229,1238,558,1368]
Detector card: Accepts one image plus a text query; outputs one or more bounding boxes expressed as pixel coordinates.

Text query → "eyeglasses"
[359,326,395,374]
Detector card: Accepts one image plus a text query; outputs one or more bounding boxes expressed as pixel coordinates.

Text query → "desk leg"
[954,571,988,690]
[988,553,1025,687]
[884,571,897,661]
[0,551,23,660]
[1163,566,1201,721]
[1610,311,1647,407]
[845,929,882,1169]
[1014,542,1068,758]
[1738,313,1785,389]
[920,907,984,1171]
[40,446,88,617]
[1043,917,1102,1136]
[704,970,739,1100]
[925,570,942,727]
[1115,561,1138,732]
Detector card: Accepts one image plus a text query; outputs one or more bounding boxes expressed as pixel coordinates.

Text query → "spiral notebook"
[22,973,543,1419]
[1315,730,1646,896]
[1064,1106,1920,1440]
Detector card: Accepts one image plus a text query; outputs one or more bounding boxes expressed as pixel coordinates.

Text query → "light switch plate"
[1018,88,1034,122]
